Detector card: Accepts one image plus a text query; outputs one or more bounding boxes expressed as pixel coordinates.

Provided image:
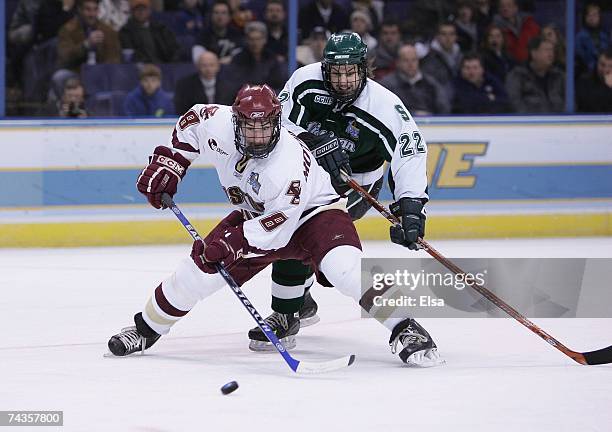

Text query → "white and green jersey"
[278,62,428,201]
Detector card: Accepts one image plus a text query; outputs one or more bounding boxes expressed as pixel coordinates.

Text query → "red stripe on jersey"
[172,128,199,153]
[155,284,189,317]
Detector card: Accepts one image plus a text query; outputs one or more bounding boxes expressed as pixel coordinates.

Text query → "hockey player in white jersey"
[107,84,440,366]
[245,32,441,366]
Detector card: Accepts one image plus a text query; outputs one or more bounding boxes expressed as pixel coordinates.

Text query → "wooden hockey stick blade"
[296,354,356,374]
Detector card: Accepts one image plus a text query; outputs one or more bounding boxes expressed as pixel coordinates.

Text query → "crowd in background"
[5,0,612,118]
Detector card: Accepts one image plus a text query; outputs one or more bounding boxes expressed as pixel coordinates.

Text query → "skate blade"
[249,336,296,352]
[299,314,320,327]
[405,348,445,368]
[102,350,146,358]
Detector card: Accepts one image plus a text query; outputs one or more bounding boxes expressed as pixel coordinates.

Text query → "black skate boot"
[248,312,300,352]
[389,318,444,367]
[107,313,161,357]
[298,288,320,327]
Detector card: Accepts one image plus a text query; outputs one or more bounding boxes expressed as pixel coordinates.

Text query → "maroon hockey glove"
[191,225,249,272]
[137,146,190,209]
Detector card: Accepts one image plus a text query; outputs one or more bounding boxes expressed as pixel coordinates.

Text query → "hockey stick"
[341,174,612,366]
[160,193,355,374]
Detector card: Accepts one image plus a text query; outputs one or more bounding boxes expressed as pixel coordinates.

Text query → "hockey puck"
[221,381,239,395]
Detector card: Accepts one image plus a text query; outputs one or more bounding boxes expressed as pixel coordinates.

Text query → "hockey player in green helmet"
[248,32,442,367]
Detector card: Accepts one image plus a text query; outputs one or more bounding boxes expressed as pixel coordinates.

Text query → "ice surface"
[1,238,611,431]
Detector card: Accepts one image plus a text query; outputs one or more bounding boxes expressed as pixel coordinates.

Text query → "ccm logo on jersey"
[250,111,265,118]
[260,212,288,231]
[314,95,334,105]
[178,109,200,130]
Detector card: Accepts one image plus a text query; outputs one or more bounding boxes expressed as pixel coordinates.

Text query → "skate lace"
[266,312,288,330]
[390,328,428,354]
[117,328,143,352]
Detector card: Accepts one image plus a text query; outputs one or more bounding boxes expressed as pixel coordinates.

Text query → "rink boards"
[1,115,611,246]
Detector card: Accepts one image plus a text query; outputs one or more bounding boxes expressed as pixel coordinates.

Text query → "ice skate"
[389,318,444,367]
[299,289,320,327]
[248,311,300,352]
[107,313,161,357]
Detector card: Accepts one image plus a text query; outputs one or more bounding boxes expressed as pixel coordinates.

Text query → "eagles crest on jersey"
[278,62,429,201]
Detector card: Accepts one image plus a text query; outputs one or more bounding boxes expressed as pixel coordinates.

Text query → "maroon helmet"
[232,84,282,158]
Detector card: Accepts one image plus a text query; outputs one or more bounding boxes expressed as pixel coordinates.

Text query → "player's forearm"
[390,158,428,201]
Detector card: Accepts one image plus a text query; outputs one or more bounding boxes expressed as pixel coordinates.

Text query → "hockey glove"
[389,198,426,250]
[301,132,352,189]
[191,225,249,273]
[137,146,190,209]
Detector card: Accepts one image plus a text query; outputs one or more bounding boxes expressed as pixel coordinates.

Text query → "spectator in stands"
[227,0,254,30]
[481,24,515,83]
[576,2,610,76]
[98,0,130,31]
[506,36,564,113]
[8,0,42,48]
[38,77,88,117]
[175,0,204,35]
[421,22,463,98]
[541,23,566,70]
[264,0,288,62]
[119,0,180,63]
[475,0,494,37]
[455,1,478,53]
[372,20,402,80]
[226,21,286,92]
[351,0,383,34]
[124,63,174,116]
[452,52,510,113]
[403,0,455,41]
[35,0,77,44]
[380,44,450,115]
[298,0,350,40]
[493,0,540,63]
[57,0,121,71]
[174,51,235,114]
[350,10,377,50]
[576,48,612,113]
[173,0,204,60]
[7,0,43,97]
[296,26,329,67]
[194,0,243,64]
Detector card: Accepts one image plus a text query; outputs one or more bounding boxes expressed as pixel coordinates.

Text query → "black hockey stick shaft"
[342,174,612,365]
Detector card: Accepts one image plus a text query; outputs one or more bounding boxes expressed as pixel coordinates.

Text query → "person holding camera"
[38,77,88,118]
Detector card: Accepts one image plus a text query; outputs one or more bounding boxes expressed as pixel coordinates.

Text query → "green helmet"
[321,32,368,104]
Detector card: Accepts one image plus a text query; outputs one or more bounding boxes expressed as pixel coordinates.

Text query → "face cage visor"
[233,115,281,159]
[322,62,367,104]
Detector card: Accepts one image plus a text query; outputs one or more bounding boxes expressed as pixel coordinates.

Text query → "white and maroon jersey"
[163,104,344,252]
[278,62,428,201]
